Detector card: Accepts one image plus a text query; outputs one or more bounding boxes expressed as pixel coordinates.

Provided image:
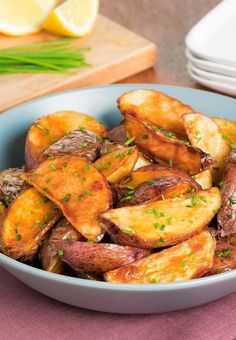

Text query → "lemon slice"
[0,0,58,36]
[43,0,99,37]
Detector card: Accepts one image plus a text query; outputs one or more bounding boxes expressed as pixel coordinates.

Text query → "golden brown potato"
[205,241,236,275]
[0,167,30,207]
[100,188,221,249]
[53,241,150,275]
[105,231,215,283]
[116,176,201,208]
[183,113,230,184]
[193,170,213,190]
[217,148,236,237]
[94,146,139,184]
[124,115,212,175]
[119,164,202,191]
[25,111,107,170]
[118,89,193,138]
[213,117,236,147]
[22,156,112,241]
[1,188,61,260]
[40,218,83,273]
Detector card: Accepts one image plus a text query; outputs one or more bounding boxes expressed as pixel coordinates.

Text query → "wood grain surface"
[100,0,221,89]
[0,15,156,112]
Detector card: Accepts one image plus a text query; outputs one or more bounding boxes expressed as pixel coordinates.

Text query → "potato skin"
[124,115,213,175]
[119,164,202,190]
[117,176,201,207]
[39,130,102,164]
[217,148,236,237]
[40,218,83,273]
[107,123,127,144]
[105,231,215,283]
[25,111,107,170]
[53,240,150,275]
[205,241,236,275]
[0,168,30,207]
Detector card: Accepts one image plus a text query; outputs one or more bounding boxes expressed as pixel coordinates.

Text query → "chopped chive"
[36,124,44,130]
[78,194,83,201]
[155,237,164,245]
[151,278,157,283]
[229,197,236,205]
[85,189,91,196]
[85,164,90,171]
[127,149,133,155]
[73,170,79,176]
[63,194,71,202]
[147,179,154,185]
[142,134,149,139]
[120,195,133,202]
[45,178,51,184]
[63,162,68,168]
[182,260,187,268]
[79,126,87,132]
[57,249,64,256]
[124,136,135,146]
[168,159,173,167]
[121,229,133,235]
[115,153,125,159]
[96,163,103,170]
[50,164,57,171]
[82,142,88,148]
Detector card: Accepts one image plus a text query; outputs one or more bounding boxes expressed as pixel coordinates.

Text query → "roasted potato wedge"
[124,115,212,175]
[133,152,152,170]
[205,241,236,275]
[107,123,127,144]
[40,218,83,273]
[1,188,61,260]
[0,167,30,207]
[38,129,102,164]
[118,89,193,138]
[213,117,236,147]
[119,164,201,191]
[117,176,201,207]
[94,146,139,184]
[22,156,112,241]
[183,113,230,184]
[53,241,150,275]
[100,188,221,249]
[217,148,236,237]
[105,231,215,283]
[25,111,107,169]
[193,170,213,190]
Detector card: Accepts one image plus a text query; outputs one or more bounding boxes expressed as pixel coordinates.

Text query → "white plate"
[186,0,236,66]
[188,62,236,86]
[186,49,236,78]
[187,64,236,96]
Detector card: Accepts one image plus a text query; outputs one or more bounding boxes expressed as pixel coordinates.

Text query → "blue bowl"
[0,84,235,314]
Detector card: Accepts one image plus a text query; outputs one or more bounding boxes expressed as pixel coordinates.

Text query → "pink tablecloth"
[0,267,235,340]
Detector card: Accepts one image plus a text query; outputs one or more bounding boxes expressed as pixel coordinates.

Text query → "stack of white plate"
[185,0,236,96]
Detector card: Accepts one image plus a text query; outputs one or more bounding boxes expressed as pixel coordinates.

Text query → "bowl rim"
[1,83,236,292]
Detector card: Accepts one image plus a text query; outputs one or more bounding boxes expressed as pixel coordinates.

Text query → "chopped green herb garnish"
[35,219,41,225]
[105,161,112,169]
[115,152,125,159]
[45,178,51,184]
[82,176,86,182]
[163,131,177,140]
[120,196,133,202]
[194,130,201,143]
[142,134,149,139]
[146,208,164,217]
[182,260,187,268]
[147,179,154,185]
[85,164,90,171]
[61,143,66,149]
[121,229,133,235]
[78,194,83,201]
[73,170,79,176]
[85,189,91,196]
[66,130,72,136]
[227,213,233,219]
[124,136,135,146]
[200,196,207,203]
[82,142,88,148]
[216,247,232,259]
[96,163,103,170]
[155,237,164,245]
[181,139,190,145]
[151,278,157,283]
[151,125,160,133]
[63,194,71,202]
[167,217,173,225]
[16,234,22,241]
[127,148,133,155]
[57,249,64,256]
[63,162,68,168]
[79,126,87,132]
[87,240,94,244]
[153,222,165,230]
[229,197,236,205]
[36,124,44,130]
[168,159,173,167]
[47,153,54,160]
[2,179,9,186]
[50,164,57,171]
[215,269,222,275]
[219,180,224,188]
[188,250,194,257]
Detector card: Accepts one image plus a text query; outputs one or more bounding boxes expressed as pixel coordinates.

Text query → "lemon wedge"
[0,0,58,36]
[43,0,99,37]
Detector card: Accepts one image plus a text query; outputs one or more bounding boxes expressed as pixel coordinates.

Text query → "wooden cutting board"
[0,15,157,113]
